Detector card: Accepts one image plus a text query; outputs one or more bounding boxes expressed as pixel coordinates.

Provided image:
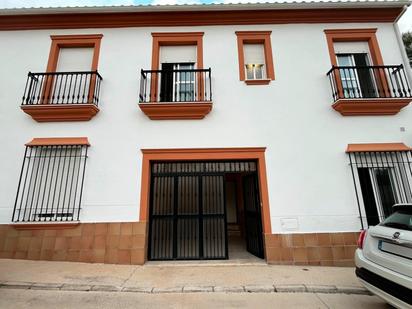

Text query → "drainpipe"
[394,5,412,83]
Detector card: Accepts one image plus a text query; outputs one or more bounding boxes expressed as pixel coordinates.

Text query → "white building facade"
[0,1,411,265]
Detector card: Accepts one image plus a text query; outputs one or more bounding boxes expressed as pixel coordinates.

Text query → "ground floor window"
[348,146,412,227]
[12,138,89,223]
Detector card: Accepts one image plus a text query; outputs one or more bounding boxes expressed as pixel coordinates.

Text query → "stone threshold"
[0,281,370,295]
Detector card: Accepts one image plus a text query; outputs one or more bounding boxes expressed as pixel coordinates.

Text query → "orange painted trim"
[324,28,389,99]
[43,34,103,105]
[139,147,271,234]
[25,137,90,147]
[12,223,80,230]
[235,31,275,83]
[346,143,412,153]
[138,102,212,120]
[0,8,403,30]
[21,104,99,122]
[332,98,411,116]
[245,79,271,85]
[150,32,204,102]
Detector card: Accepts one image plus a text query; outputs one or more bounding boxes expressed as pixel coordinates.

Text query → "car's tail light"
[357,230,367,249]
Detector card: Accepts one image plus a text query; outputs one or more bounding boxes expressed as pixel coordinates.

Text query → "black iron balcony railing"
[139,68,212,103]
[22,71,103,106]
[327,65,412,101]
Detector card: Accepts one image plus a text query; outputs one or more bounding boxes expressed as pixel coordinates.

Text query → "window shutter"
[56,47,94,72]
[159,46,197,64]
[244,43,265,65]
[334,42,370,54]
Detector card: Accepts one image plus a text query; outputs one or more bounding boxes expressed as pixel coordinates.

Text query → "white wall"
[0,22,410,234]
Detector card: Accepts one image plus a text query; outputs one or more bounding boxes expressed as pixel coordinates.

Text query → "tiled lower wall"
[0,222,147,265]
[264,232,360,266]
[0,224,358,266]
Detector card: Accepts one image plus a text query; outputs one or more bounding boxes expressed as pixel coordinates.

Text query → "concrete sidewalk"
[0,259,366,295]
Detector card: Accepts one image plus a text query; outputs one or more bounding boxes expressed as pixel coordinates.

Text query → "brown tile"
[41,237,56,250]
[29,237,43,251]
[32,230,44,237]
[66,250,80,262]
[280,248,293,262]
[0,237,5,251]
[265,248,281,262]
[54,237,69,250]
[81,236,94,250]
[319,247,333,260]
[7,228,19,237]
[119,236,132,250]
[95,223,108,236]
[294,261,309,266]
[343,233,358,246]
[14,251,28,259]
[92,249,105,263]
[79,250,93,263]
[82,224,95,236]
[317,233,331,247]
[17,237,31,251]
[63,226,82,237]
[307,247,320,262]
[106,235,120,249]
[27,250,41,260]
[108,223,121,235]
[332,246,345,260]
[117,249,131,264]
[292,234,305,247]
[4,237,18,252]
[44,230,57,237]
[92,235,105,250]
[0,252,13,258]
[132,222,147,235]
[280,234,293,248]
[308,261,321,266]
[320,260,335,266]
[344,246,357,260]
[52,250,67,261]
[304,234,318,247]
[19,230,32,237]
[131,235,146,249]
[334,260,355,267]
[131,249,145,265]
[331,233,345,246]
[68,237,82,250]
[40,249,54,260]
[104,249,118,264]
[120,223,133,235]
[264,234,281,248]
[293,248,308,263]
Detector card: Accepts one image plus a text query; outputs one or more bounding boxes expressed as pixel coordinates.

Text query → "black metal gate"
[148,161,257,260]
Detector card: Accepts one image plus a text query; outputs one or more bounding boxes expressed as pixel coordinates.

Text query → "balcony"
[138,68,212,120]
[21,71,102,122]
[327,65,412,115]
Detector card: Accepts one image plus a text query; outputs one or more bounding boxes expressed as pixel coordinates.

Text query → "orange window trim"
[25,137,90,146]
[150,32,204,102]
[324,28,389,99]
[139,147,272,234]
[43,34,103,105]
[235,31,275,83]
[346,143,412,153]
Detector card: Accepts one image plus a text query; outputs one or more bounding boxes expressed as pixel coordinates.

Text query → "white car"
[355,204,412,308]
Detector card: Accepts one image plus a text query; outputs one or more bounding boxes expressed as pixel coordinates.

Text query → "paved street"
[0,289,389,309]
[0,259,390,308]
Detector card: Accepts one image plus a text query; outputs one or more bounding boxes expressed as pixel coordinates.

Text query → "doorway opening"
[147,160,264,261]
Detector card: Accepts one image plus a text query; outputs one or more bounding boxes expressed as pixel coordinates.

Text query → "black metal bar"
[21,71,102,107]
[327,65,412,102]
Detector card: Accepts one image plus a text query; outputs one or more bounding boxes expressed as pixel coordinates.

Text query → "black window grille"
[348,150,412,228]
[12,144,89,222]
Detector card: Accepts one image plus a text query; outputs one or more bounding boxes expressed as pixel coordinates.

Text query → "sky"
[0,0,411,32]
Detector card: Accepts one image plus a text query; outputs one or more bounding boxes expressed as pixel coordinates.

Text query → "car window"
[381,208,412,231]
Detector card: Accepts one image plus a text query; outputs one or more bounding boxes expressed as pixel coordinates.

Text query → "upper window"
[347,143,412,228]
[12,138,90,223]
[235,31,275,85]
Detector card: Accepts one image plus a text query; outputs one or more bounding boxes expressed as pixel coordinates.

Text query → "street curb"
[0,281,372,295]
